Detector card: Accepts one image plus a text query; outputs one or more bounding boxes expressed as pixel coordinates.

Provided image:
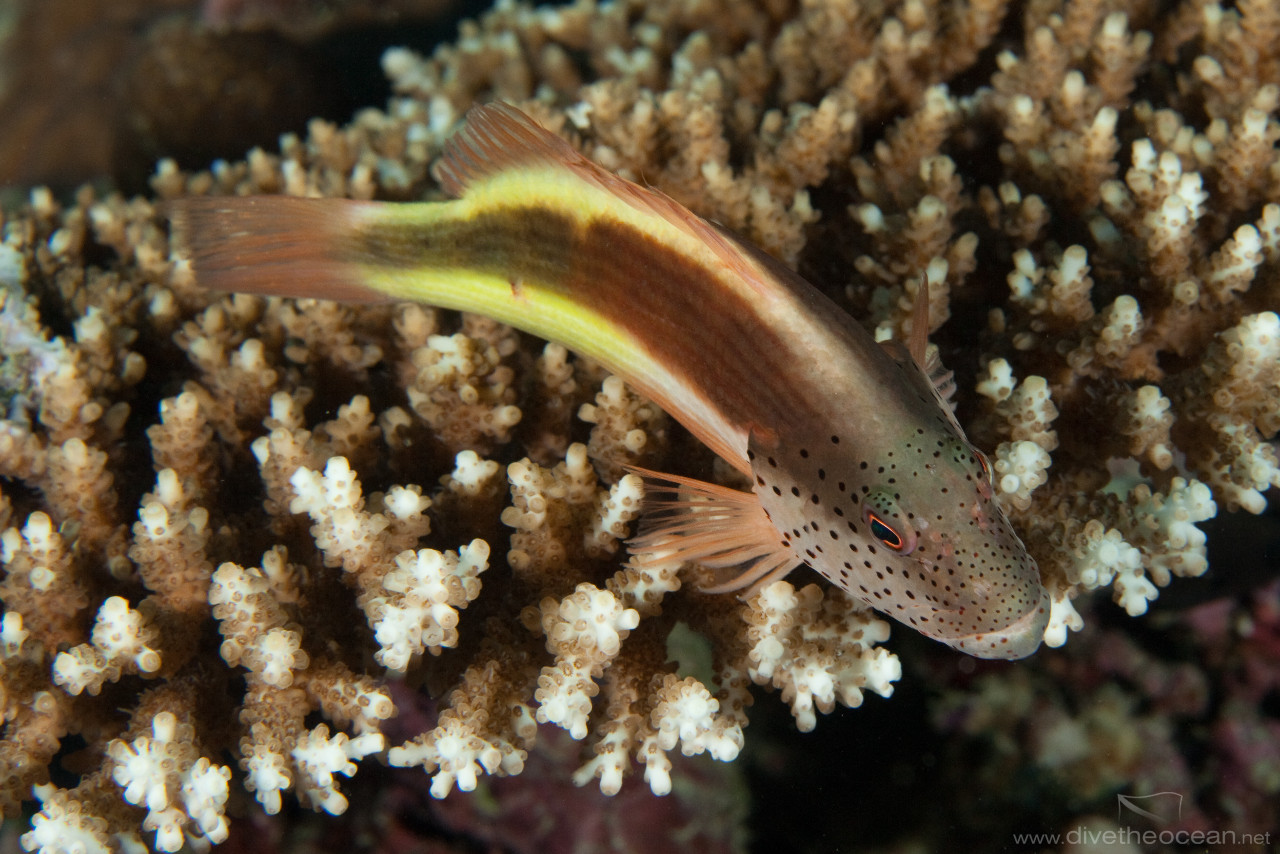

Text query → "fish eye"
[867,512,906,550]
[862,489,918,554]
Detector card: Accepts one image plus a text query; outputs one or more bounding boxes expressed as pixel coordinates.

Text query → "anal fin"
[627,467,797,596]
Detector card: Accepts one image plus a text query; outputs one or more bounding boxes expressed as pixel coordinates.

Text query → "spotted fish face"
[748,427,1049,660]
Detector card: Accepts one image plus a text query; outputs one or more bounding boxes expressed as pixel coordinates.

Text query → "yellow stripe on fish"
[170,103,1050,659]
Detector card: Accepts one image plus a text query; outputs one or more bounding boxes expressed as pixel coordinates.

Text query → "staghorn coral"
[1,0,1279,851]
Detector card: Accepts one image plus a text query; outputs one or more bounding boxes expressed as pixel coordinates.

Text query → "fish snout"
[937,583,1051,660]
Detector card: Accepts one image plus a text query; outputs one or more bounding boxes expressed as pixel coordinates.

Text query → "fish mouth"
[932,585,1052,660]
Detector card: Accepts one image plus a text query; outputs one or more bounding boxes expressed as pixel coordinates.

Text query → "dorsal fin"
[434,103,743,263]
[433,102,581,197]
[926,350,957,407]
[907,276,931,368]
[910,278,958,415]
[881,277,961,426]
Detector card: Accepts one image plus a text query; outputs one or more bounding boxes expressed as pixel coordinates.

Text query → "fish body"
[171,103,1049,659]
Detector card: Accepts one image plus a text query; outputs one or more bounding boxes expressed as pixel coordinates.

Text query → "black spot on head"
[799,448,809,458]
[830,435,840,444]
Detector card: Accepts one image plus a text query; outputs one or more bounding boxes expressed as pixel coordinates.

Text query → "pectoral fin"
[627,468,797,595]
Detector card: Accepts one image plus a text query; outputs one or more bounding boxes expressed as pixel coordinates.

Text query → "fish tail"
[168,196,400,304]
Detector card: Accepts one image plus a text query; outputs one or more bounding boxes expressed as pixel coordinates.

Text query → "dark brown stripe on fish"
[354,206,812,430]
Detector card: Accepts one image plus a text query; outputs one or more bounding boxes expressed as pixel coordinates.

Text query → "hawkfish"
[170,102,1050,659]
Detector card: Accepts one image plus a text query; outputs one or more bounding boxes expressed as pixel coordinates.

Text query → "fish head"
[749,427,1049,660]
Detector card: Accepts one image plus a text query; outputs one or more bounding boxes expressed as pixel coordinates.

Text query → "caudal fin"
[168,196,390,304]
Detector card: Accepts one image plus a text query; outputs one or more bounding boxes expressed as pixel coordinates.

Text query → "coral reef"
[1,0,1278,851]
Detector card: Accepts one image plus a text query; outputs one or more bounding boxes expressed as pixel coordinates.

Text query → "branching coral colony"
[1,0,1278,849]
